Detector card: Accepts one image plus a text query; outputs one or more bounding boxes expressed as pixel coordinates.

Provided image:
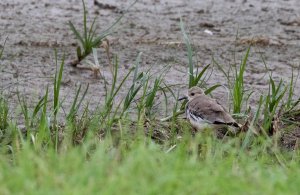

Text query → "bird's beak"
[178,96,188,101]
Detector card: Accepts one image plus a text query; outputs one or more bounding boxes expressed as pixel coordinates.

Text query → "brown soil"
[1,0,300,146]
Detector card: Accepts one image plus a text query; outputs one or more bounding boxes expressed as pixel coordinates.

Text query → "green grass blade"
[0,95,9,130]
[67,85,82,121]
[68,21,84,46]
[82,0,87,42]
[133,52,142,83]
[180,18,194,88]
[112,70,134,105]
[204,84,221,95]
[67,84,89,121]
[239,46,250,80]
[17,94,29,130]
[53,52,65,119]
[87,17,97,43]
[36,86,50,149]
[286,69,294,109]
[193,64,210,87]
[145,78,161,114]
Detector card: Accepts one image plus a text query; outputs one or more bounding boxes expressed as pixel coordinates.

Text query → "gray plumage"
[185,86,240,130]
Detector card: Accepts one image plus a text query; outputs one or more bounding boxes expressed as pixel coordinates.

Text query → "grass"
[1,18,300,195]
[1,52,300,195]
[0,96,8,130]
[1,134,300,194]
[69,0,136,66]
[262,76,287,133]
[180,18,216,90]
[214,46,252,116]
[68,0,108,64]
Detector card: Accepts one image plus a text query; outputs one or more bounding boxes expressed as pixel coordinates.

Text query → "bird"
[179,86,241,131]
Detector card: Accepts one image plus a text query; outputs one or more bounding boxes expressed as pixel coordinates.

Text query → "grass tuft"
[69,0,136,66]
[262,76,287,133]
[214,46,252,115]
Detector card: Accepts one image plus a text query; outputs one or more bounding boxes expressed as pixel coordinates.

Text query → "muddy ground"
[1,0,300,121]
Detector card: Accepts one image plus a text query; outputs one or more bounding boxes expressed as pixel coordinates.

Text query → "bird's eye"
[191,92,195,96]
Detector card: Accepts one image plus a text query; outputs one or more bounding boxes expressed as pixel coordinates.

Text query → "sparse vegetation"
[68,0,136,67]
[68,0,123,66]
[1,2,300,195]
[214,46,252,116]
[1,35,300,193]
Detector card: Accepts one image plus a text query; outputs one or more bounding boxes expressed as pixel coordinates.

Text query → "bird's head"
[178,86,204,101]
[187,86,204,100]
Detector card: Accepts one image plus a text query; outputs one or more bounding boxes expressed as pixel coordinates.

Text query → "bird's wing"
[187,95,238,126]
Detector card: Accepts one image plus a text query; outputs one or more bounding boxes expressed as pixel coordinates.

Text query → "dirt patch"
[1,0,300,105]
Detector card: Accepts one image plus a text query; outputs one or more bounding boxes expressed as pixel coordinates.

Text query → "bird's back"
[187,95,236,125]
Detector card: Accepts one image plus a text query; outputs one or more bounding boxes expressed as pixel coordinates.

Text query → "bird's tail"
[213,121,241,128]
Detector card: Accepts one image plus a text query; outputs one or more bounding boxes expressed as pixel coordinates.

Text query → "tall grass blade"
[180,18,194,88]
[36,86,50,149]
[68,22,84,46]
[145,78,161,112]
[53,51,65,121]
[0,96,8,130]
[232,46,250,114]
[67,84,89,121]
[193,64,210,87]
[204,84,222,95]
